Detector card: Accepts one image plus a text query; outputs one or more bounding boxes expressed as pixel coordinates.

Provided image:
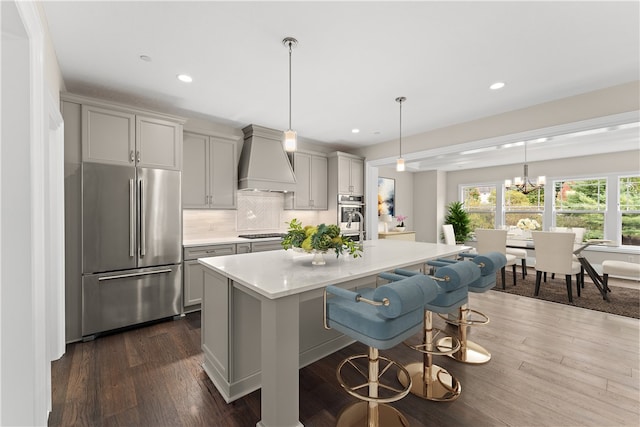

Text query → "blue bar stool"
[427,252,507,364]
[379,261,481,402]
[324,274,439,427]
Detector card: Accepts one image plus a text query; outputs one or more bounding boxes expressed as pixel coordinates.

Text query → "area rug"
[490,270,640,319]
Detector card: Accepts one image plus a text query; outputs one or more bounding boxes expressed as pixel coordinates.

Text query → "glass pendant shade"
[284,129,297,152]
[396,158,405,172]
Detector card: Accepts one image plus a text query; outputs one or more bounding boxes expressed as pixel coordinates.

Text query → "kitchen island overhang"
[198,239,470,427]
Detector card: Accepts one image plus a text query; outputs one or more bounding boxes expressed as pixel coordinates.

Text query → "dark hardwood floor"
[49,288,639,426]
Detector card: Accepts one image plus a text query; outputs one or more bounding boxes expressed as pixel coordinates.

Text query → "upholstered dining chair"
[550,227,586,285]
[463,229,517,289]
[531,231,583,303]
[442,224,456,245]
[551,226,586,243]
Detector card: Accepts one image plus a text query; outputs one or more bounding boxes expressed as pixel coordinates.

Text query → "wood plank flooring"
[49,289,639,427]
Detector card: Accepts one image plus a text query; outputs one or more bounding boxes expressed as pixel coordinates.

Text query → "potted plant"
[395,215,407,232]
[445,201,472,243]
[282,219,362,265]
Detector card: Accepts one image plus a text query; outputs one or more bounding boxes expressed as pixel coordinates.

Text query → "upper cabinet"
[333,153,364,196]
[81,103,183,170]
[183,131,237,209]
[285,151,328,210]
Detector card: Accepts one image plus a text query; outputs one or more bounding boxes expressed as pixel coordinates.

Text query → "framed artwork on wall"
[378,177,395,217]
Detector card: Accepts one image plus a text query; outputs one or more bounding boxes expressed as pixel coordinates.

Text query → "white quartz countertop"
[198,240,470,299]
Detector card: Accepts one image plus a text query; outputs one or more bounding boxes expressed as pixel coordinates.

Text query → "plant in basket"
[282,219,362,258]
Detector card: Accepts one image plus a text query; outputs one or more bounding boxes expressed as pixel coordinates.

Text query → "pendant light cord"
[399,100,402,157]
[288,42,292,130]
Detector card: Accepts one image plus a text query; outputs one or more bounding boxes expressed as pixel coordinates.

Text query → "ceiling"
[42,1,639,169]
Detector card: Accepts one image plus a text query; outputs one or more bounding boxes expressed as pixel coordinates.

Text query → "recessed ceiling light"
[177,74,193,83]
[139,54,152,62]
[352,129,360,134]
[489,81,505,90]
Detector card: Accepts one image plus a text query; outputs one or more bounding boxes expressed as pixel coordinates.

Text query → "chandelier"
[505,141,545,194]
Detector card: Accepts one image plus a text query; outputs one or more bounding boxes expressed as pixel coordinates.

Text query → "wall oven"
[338,194,365,239]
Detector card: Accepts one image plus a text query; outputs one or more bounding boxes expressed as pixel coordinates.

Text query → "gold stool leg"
[336,347,411,427]
[438,305,491,364]
[398,310,462,402]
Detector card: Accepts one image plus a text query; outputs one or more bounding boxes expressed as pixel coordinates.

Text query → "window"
[554,178,606,240]
[620,176,640,246]
[505,187,544,230]
[462,185,495,231]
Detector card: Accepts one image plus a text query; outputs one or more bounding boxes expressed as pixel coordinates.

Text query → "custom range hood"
[238,124,297,192]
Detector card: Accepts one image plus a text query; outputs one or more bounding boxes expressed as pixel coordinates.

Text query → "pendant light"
[395,96,406,171]
[282,37,298,152]
[505,141,545,194]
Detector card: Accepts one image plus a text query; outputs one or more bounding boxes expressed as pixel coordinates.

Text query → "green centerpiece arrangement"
[282,219,362,265]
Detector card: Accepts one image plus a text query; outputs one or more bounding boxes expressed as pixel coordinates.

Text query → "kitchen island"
[198,239,469,427]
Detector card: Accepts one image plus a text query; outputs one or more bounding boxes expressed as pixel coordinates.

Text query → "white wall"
[1,1,65,424]
[377,167,414,231]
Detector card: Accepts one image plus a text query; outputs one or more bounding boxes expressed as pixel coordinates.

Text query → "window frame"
[457,171,640,248]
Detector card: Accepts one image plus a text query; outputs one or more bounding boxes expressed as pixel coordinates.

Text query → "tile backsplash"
[183,192,335,241]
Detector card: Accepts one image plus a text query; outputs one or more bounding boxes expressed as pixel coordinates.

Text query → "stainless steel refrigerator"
[81,163,182,338]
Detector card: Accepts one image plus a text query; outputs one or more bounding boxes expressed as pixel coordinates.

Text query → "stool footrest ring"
[403,328,461,356]
[437,308,490,327]
[337,354,412,404]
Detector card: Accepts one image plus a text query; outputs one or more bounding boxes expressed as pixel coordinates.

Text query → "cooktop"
[237,233,287,239]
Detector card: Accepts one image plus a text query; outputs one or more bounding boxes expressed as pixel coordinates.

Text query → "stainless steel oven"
[338,194,365,238]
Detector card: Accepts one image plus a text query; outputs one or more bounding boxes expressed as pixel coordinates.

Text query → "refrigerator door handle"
[139,178,146,257]
[129,179,135,257]
[97,268,173,281]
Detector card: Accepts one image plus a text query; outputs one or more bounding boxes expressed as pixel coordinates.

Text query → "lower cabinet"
[183,244,236,312]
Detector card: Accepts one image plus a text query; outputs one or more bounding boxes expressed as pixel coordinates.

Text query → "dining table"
[506,236,614,301]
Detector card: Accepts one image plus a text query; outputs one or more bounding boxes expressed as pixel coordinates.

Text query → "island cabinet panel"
[202,270,229,383]
[230,286,261,387]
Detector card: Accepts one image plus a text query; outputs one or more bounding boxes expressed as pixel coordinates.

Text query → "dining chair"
[551,226,586,243]
[465,229,517,289]
[506,246,528,279]
[442,224,456,245]
[550,227,586,285]
[531,231,583,303]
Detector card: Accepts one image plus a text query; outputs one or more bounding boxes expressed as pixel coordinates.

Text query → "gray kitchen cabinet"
[250,240,284,252]
[285,151,328,210]
[236,243,251,254]
[183,244,236,311]
[183,131,237,209]
[336,153,364,195]
[82,104,182,170]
